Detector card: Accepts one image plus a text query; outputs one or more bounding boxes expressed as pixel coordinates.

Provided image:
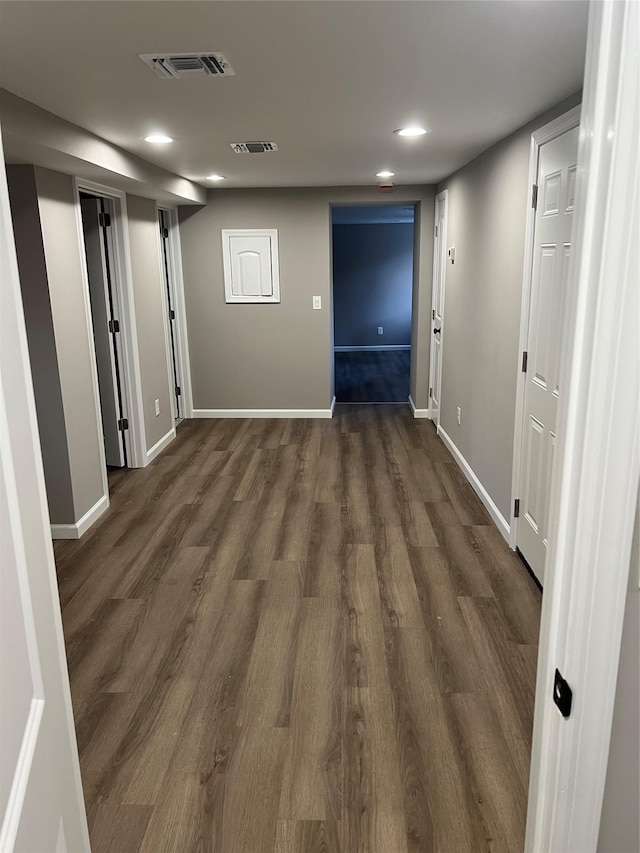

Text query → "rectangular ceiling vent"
[230,142,278,154]
[139,53,235,79]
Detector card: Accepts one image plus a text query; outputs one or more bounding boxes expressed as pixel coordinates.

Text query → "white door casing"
[0,131,90,851]
[429,190,448,425]
[517,126,579,583]
[80,195,126,467]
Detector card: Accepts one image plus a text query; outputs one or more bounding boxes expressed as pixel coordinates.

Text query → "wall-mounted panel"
[222,229,280,303]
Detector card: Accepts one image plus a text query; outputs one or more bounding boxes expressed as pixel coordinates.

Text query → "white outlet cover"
[313,295,322,310]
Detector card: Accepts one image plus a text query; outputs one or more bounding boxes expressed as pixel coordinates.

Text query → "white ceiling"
[0,1,588,189]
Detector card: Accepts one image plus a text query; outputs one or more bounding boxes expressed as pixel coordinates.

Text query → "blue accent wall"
[332,223,414,347]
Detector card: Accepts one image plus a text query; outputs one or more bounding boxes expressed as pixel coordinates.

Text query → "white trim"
[50,494,109,540]
[509,104,581,549]
[0,699,44,851]
[408,394,431,419]
[526,1,640,850]
[192,407,335,419]
[155,204,179,424]
[73,178,147,468]
[145,427,176,465]
[428,190,448,423]
[160,207,193,418]
[334,345,411,352]
[437,424,511,542]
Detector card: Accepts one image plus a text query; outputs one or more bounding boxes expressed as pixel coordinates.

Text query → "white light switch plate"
[312,295,322,310]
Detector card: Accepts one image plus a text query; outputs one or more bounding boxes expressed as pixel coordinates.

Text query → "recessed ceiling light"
[394,126,429,137]
[376,170,395,178]
[144,133,173,144]
[206,174,225,182]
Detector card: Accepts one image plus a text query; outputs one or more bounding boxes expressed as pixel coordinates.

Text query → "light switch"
[448,246,456,264]
[312,295,322,310]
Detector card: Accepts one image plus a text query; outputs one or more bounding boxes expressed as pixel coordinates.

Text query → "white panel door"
[0,132,90,852]
[517,126,579,583]
[222,229,280,303]
[80,196,125,467]
[429,190,448,425]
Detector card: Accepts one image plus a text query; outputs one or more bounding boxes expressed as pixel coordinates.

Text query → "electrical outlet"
[155,399,160,417]
[457,407,461,425]
[312,295,322,310]
[377,326,384,335]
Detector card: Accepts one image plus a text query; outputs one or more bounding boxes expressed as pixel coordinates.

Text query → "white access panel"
[222,229,280,303]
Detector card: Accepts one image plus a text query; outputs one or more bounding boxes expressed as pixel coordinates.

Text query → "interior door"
[1,135,90,852]
[429,190,448,425]
[517,126,579,583]
[80,196,126,467]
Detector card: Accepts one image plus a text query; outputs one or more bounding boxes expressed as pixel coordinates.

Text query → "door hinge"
[169,309,176,320]
[435,224,439,238]
[432,309,436,321]
[98,211,111,228]
[175,386,182,396]
[514,498,520,518]
[429,386,433,398]
[531,184,538,210]
[108,318,120,333]
[161,227,169,239]
[521,351,528,373]
[553,669,573,718]
[118,417,129,431]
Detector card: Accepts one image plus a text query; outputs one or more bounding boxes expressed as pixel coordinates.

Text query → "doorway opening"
[331,204,415,403]
[79,191,130,472]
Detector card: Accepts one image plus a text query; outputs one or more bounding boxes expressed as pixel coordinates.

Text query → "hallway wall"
[178,185,434,412]
[436,92,581,522]
[7,166,176,530]
[332,223,413,348]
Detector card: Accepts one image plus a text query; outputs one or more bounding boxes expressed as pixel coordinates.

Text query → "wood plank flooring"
[54,405,542,853]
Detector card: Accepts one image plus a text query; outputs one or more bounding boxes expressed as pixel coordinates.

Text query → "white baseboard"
[437,425,511,543]
[192,406,335,419]
[408,395,431,419]
[50,493,109,540]
[145,427,176,465]
[334,345,411,352]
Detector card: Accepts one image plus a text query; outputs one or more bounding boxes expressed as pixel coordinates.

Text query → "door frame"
[157,205,193,419]
[526,0,639,849]
[509,105,581,550]
[428,189,448,423]
[73,178,147,468]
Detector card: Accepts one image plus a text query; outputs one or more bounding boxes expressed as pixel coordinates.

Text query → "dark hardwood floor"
[54,405,541,853]
[335,349,410,402]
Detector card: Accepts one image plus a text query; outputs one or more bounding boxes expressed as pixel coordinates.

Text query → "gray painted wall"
[178,185,435,411]
[436,93,581,520]
[332,223,413,348]
[598,489,639,853]
[126,194,174,450]
[6,165,75,523]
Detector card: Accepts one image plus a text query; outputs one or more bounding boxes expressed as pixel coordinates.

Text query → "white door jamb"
[525,1,639,850]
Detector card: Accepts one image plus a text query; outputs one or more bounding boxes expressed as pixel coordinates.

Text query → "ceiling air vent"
[139,53,235,79]
[230,142,278,154]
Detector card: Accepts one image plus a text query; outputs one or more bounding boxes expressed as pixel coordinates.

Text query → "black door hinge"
[514,498,520,518]
[522,351,528,373]
[169,309,176,320]
[98,212,111,228]
[176,386,182,396]
[553,669,573,718]
[108,318,120,333]
[429,386,433,398]
[435,225,439,238]
[162,227,169,239]
[118,417,128,431]
[531,184,538,210]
